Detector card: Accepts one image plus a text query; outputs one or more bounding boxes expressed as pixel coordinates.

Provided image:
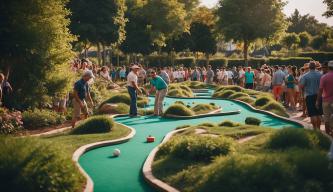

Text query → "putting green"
[79,96,301,192]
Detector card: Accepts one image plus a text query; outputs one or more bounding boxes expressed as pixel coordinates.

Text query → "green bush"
[22,109,66,130]
[158,135,235,161]
[254,96,273,107]
[102,94,131,105]
[164,104,195,116]
[219,120,240,127]
[72,115,114,134]
[167,84,193,97]
[237,96,256,104]
[267,128,331,150]
[245,117,261,126]
[0,136,82,192]
[268,57,312,68]
[216,85,243,92]
[175,57,195,68]
[199,154,294,192]
[112,103,130,114]
[298,52,333,63]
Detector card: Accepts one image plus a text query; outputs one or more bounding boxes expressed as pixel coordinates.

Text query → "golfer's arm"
[131,81,140,91]
[149,86,155,95]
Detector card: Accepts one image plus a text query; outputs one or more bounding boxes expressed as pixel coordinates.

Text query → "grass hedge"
[157,135,235,161]
[22,109,66,130]
[0,136,82,192]
[72,115,114,134]
[164,104,195,116]
[298,52,333,63]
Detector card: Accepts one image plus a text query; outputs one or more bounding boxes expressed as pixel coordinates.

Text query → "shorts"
[323,102,333,125]
[305,95,323,117]
[273,85,283,97]
[73,99,88,119]
[245,83,253,89]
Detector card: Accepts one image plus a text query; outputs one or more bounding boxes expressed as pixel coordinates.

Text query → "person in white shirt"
[221,67,229,85]
[227,69,233,85]
[100,66,112,81]
[127,65,142,117]
[238,67,245,87]
[173,69,179,83]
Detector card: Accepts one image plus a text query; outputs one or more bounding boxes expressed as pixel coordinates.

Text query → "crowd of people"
[0,57,327,136]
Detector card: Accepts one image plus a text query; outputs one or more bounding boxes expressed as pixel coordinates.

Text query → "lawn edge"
[72,116,136,192]
[142,128,188,192]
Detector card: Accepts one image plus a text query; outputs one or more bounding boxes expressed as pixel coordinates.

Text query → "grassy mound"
[229,92,250,99]
[191,103,219,115]
[260,101,289,117]
[213,90,236,99]
[216,85,243,92]
[237,96,256,104]
[267,128,331,150]
[168,84,194,97]
[112,103,130,114]
[103,94,131,105]
[164,104,195,116]
[0,137,82,192]
[157,135,235,161]
[245,117,262,126]
[218,120,241,127]
[254,96,273,107]
[198,122,216,127]
[72,115,114,134]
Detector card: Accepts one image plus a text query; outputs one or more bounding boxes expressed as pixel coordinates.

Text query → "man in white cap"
[127,64,142,117]
[317,61,333,136]
[72,70,95,128]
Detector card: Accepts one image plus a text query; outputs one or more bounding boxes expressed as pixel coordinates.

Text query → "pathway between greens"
[79,97,301,192]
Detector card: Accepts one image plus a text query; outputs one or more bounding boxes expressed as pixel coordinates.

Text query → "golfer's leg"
[159,89,167,115]
[154,91,160,115]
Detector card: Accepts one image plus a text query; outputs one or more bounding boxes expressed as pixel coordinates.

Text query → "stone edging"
[142,128,187,192]
[72,120,136,192]
[165,96,307,128]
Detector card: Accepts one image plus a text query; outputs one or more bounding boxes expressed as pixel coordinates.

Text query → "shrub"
[237,96,255,104]
[0,108,23,134]
[175,57,195,68]
[245,117,261,126]
[219,120,240,127]
[298,52,333,63]
[216,85,243,92]
[111,103,130,114]
[254,96,273,107]
[72,115,114,134]
[164,104,195,116]
[137,96,149,108]
[102,94,131,105]
[167,84,194,97]
[199,154,294,192]
[198,122,216,127]
[229,92,249,99]
[158,135,235,161]
[0,137,82,192]
[267,128,331,150]
[22,109,65,130]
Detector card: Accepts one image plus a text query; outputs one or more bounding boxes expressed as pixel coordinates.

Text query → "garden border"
[142,128,188,192]
[72,116,136,192]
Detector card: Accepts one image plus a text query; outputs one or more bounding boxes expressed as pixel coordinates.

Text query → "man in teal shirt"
[148,71,168,116]
[245,67,255,89]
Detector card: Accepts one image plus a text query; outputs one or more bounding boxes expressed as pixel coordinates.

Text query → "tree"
[142,0,187,49]
[287,9,330,36]
[69,0,127,64]
[323,0,333,17]
[190,22,217,65]
[298,32,311,48]
[216,0,286,66]
[0,0,75,108]
[120,0,153,55]
[282,33,300,49]
[311,30,332,50]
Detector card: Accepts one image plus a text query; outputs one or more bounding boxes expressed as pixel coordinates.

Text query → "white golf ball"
[113,149,121,157]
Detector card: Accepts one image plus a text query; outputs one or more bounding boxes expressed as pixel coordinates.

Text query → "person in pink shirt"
[317,61,333,136]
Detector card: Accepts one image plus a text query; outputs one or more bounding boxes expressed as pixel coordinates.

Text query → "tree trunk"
[102,44,106,65]
[205,53,210,67]
[243,40,249,67]
[97,43,101,66]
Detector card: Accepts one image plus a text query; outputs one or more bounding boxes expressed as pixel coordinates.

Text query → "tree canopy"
[0,0,75,108]
[323,0,333,17]
[216,0,287,65]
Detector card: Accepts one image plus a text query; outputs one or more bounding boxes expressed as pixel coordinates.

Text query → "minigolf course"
[79,95,302,192]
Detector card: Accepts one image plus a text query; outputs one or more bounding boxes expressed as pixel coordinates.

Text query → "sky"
[200,0,333,26]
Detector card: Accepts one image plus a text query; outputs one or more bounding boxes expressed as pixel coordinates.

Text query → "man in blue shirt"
[300,62,323,129]
[148,71,168,116]
[72,70,95,128]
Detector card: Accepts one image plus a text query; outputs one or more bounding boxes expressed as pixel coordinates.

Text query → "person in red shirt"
[317,61,333,136]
